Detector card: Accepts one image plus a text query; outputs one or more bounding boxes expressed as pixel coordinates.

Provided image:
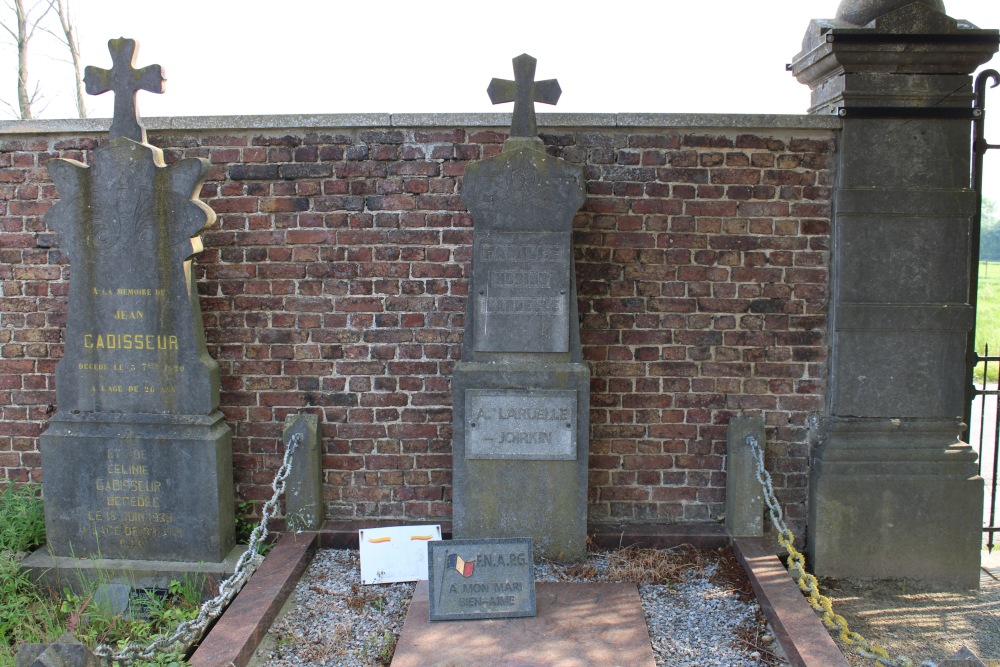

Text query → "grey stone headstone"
[428,538,536,621]
[35,38,235,569]
[45,138,219,416]
[14,632,109,667]
[452,57,590,562]
[725,417,765,538]
[283,413,325,531]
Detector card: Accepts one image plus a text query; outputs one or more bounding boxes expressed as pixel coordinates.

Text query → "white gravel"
[251,548,786,667]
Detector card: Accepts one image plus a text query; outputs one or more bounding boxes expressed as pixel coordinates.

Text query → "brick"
[229,164,279,180]
[279,164,333,180]
[0,124,832,527]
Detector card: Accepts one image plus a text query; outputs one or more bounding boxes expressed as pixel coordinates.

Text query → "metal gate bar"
[964,70,1000,549]
[964,69,1000,444]
[972,345,1000,550]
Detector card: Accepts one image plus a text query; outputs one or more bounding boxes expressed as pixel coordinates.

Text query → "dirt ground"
[819,553,1000,666]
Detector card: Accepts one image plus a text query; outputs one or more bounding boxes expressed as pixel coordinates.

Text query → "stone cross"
[487,53,561,138]
[84,37,164,143]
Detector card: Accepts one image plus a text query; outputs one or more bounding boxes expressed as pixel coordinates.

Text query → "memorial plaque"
[473,231,570,353]
[428,538,536,621]
[466,390,576,460]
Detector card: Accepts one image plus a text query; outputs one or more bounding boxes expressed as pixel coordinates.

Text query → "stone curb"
[733,537,850,667]
[186,528,846,667]
[189,532,317,667]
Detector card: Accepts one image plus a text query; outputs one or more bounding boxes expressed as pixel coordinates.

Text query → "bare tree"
[50,0,83,117]
[0,0,54,119]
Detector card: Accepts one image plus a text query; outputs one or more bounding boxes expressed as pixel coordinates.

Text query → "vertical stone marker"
[26,38,237,585]
[452,54,590,561]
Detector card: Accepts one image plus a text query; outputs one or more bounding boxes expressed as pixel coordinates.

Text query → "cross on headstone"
[487,53,561,138]
[84,37,164,144]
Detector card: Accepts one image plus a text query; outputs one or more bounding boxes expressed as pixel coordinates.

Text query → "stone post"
[791,0,998,587]
[726,417,765,538]
[283,413,325,531]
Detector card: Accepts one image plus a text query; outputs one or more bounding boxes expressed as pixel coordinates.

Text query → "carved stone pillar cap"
[836,0,945,26]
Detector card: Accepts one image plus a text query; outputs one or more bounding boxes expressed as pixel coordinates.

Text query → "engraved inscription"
[474,231,570,353]
[80,445,182,550]
[466,390,577,460]
[75,286,183,400]
[429,538,536,621]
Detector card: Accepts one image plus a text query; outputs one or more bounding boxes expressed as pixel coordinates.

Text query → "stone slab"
[428,538,535,621]
[22,545,243,595]
[189,533,318,667]
[391,580,656,667]
[39,411,235,562]
[733,537,850,667]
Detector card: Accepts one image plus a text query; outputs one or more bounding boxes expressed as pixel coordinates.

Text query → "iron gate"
[968,69,1000,549]
[971,345,1000,550]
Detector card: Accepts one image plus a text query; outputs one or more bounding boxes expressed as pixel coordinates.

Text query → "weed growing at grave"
[0,485,63,667]
[361,630,397,666]
[0,484,45,553]
[234,500,256,544]
[59,575,203,656]
[0,551,65,666]
[0,485,203,667]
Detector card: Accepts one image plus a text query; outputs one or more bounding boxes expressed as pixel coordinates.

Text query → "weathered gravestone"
[24,38,237,588]
[451,54,590,561]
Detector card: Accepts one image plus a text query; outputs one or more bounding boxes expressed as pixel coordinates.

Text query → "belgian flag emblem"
[447,553,476,577]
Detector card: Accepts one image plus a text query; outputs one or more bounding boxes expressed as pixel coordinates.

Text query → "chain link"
[92,432,302,665]
[746,434,917,667]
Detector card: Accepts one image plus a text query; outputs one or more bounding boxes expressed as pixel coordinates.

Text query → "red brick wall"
[0,121,834,533]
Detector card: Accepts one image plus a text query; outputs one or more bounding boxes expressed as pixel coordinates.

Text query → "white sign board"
[359,525,442,585]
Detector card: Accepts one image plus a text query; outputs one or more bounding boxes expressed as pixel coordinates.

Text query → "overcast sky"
[2,0,997,119]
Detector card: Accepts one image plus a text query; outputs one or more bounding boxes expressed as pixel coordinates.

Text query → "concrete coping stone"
[0,112,842,136]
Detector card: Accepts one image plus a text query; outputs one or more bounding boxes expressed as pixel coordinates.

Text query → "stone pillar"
[791,0,998,587]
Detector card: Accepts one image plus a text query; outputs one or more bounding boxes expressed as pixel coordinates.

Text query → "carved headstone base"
[38,411,235,564]
[452,362,590,561]
[807,417,982,588]
[20,546,243,597]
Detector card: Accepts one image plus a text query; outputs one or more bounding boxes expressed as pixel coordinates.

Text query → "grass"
[976,261,1000,383]
[0,484,200,667]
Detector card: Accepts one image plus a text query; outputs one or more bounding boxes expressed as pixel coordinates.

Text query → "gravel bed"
[251,548,786,667]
